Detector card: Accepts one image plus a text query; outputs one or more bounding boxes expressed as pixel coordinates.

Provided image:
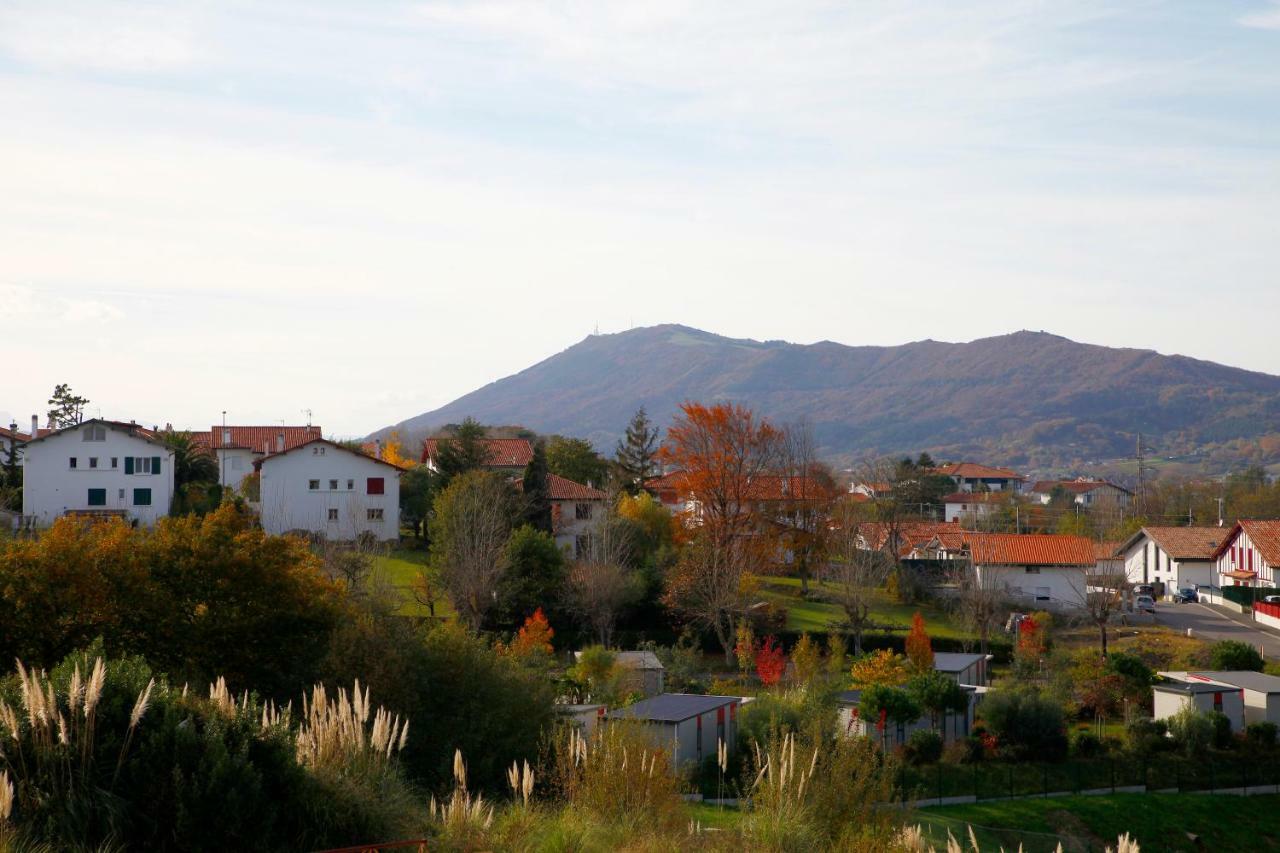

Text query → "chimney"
[276,432,284,452]
[375,439,383,457]
[31,414,38,438]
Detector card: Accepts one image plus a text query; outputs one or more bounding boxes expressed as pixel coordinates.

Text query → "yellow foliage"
[850,649,910,689]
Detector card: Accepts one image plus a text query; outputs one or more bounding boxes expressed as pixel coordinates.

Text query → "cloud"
[0,2,201,73]
[1240,2,1280,29]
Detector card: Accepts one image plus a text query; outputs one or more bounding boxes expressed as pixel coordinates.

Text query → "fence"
[1221,585,1280,608]
[1255,600,1280,630]
[898,754,1280,805]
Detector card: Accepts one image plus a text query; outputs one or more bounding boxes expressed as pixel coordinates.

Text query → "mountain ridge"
[374,326,1280,474]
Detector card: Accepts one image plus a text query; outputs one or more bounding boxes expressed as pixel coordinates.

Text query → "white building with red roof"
[546,473,609,556]
[193,425,323,491]
[0,422,30,467]
[1211,520,1280,588]
[420,437,534,474]
[1029,477,1132,510]
[934,532,1097,611]
[257,438,405,542]
[932,462,1025,493]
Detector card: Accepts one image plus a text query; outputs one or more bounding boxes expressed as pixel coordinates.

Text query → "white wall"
[216,447,258,492]
[552,497,604,555]
[1155,688,1246,731]
[1122,536,1215,591]
[259,444,400,541]
[22,423,174,527]
[978,564,1089,612]
[1217,529,1277,586]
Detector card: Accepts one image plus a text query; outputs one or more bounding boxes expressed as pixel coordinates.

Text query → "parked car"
[1136,584,1156,598]
[1264,595,1280,604]
[1135,594,1156,614]
[1174,588,1198,603]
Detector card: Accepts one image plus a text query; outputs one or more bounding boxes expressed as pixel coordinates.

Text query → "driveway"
[1153,600,1280,660]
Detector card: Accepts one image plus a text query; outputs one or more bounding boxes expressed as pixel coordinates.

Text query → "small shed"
[1187,671,1280,726]
[835,687,977,746]
[932,652,993,687]
[555,703,607,737]
[606,694,740,768]
[573,650,666,697]
[1153,675,1246,731]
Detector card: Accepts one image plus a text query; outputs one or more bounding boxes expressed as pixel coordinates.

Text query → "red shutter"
[367,477,384,495]
[717,707,725,724]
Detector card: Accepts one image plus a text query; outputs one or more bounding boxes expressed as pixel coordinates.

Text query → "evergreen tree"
[521,440,553,534]
[432,417,489,485]
[47,383,89,429]
[614,407,660,493]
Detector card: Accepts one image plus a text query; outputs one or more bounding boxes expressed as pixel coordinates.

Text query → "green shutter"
[152,456,161,475]
[124,457,134,475]
[87,488,106,506]
[133,488,151,506]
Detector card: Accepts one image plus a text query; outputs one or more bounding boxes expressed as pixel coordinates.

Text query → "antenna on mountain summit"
[593,322,599,335]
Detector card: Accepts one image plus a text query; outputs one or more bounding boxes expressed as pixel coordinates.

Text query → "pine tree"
[614,407,660,493]
[47,383,89,429]
[521,440,553,534]
[433,417,489,485]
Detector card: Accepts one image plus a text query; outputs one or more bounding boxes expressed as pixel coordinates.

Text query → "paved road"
[1153,601,1280,659]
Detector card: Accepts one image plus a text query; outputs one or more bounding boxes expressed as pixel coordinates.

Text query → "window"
[367,477,384,495]
[312,446,326,456]
[1214,692,1224,714]
[117,489,125,500]
[82,425,106,441]
[111,457,118,468]
[130,457,155,475]
[308,480,320,490]
[132,488,152,506]
[327,508,339,522]
[367,508,384,521]
[89,457,98,469]
[329,479,339,490]
[222,429,232,444]
[1024,566,1040,574]
[575,534,591,558]
[69,457,77,469]
[229,457,241,470]
[1035,586,1051,601]
[575,502,592,520]
[347,479,354,490]
[87,488,106,506]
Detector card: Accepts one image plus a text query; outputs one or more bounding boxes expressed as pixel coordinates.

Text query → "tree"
[47,383,89,429]
[520,441,553,534]
[1070,569,1128,657]
[907,670,968,731]
[431,418,490,485]
[511,607,555,658]
[829,500,894,654]
[858,684,920,744]
[498,524,566,627]
[1210,639,1264,672]
[160,429,219,490]
[399,465,434,540]
[567,507,637,646]
[949,556,1007,657]
[904,611,934,673]
[547,436,608,487]
[777,419,835,594]
[378,431,410,468]
[790,633,822,686]
[754,636,786,686]
[1,430,21,511]
[659,401,783,661]
[978,687,1067,761]
[615,407,660,493]
[428,470,516,631]
[850,649,910,689]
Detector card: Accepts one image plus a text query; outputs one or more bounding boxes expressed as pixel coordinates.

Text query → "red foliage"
[755,635,787,686]
[512,607,555,657]
[1016,616,1044,659]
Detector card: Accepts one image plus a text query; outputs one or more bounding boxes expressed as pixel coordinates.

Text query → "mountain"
[375,325,1280,474]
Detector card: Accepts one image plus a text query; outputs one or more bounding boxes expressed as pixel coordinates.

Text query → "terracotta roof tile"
[1138,526,1227,561]
[516,473,608,501]
[206,425,322,453]
[421,437,534,468]
[965,533,1096,567]
[933,463,1023,480]
[1212,520,1280,567]
[1030,478,1133,496]
[0,426,30,442]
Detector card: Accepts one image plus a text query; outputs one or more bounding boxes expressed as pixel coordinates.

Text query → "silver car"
[1135,594,1156,614]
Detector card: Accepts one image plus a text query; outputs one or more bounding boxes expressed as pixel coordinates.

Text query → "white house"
[1,422,30,467]
[1118,526,1225,591]
[933,462,1025,493]
[937,532,1097,612]
[258,438,404,542]
[1211,520,1280,587]
[420,437,533,474]
[22,419,175,527]
[1029,478,1133,510]
[607,694,740,768]
[942,491,1017,524]
[193,425,323,492]
[545,473,609,556]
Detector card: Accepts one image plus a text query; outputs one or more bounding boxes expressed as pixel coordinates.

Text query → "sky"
[2,1,1279,437]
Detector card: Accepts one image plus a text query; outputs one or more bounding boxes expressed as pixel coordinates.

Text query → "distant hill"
[373,325,1280,475]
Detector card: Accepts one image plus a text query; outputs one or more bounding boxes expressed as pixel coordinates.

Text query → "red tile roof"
[421,437,534,468]
[1094,541,1122,560]
[1128,526,1226,561]
[942,491,1015,504]
[1030,478,1133,496]
[203,425,322,453]
[859,521,964,557]
[256,437,408,472]
[1211,520,1280,567]
[516,473,608,501]
[641,471,834,502]
[965,533,1096,567]
[22,418,165,447]
[0,426,30,442]
[933,463,1023,480]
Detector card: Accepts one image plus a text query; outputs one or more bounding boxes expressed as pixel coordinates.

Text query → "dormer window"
[82,425,106,441]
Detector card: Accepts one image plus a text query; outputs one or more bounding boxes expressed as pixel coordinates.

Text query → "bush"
[1126,718,1171,756]
[941,737,985,765]
[1167,706,1215,757]
[1209,710,1233,750]
[904,729,943,765]
[1070,728,1106,759]
[1246,721,1278,748]
[978,688,1067,762]
[1209,640,1264,672]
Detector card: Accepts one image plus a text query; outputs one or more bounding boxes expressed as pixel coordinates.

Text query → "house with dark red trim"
[1211,519,1280,587]
[607,693,740,768]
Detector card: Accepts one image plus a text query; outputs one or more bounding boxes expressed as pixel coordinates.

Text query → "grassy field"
[372,546,456,619]
[751,575,973,638]
[916,793,1280,852]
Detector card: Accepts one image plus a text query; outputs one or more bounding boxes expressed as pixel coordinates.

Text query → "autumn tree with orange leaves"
[660,401,784,661]
[511,607,555,657]
[905,611,934,673]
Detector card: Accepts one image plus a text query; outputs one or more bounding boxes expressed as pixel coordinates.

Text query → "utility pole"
[1135,432,1149,519]
[1217,497,1225,528]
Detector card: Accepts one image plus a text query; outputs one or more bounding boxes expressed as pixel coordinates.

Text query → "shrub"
[1126,718,1171,756]
[1167,706,1215,757]
[545,723,682,832]
[1247,721,1278,748]
[1208,710,1233,750]
[1209,640,1264,672]
[978,688,1067,762]
[904,729,943,765]
[941,737,984,765]
[1070,728,1105,759]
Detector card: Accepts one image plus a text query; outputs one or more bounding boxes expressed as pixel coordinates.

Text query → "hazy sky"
[2,1,1279,436]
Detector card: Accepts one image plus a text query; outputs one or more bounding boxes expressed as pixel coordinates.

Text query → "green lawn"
[751,575,973,639]
[916,793,1280,852]
[372,547,455,619]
